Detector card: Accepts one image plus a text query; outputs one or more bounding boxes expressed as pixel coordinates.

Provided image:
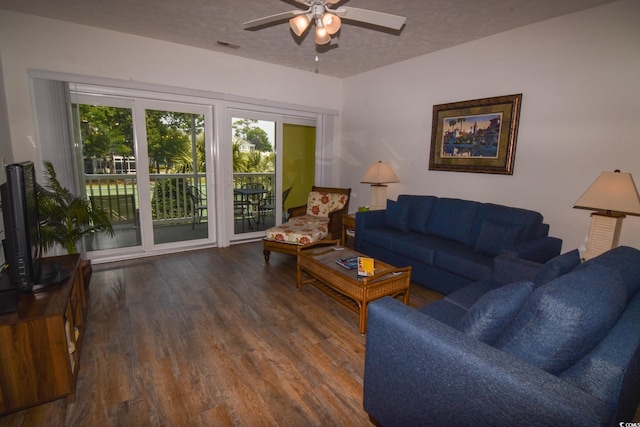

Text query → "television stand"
[33,261,71,292]
[0,254,87,414]
[0,271,17,314]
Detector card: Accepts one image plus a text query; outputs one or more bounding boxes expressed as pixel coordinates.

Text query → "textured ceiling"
[0,0,616,78]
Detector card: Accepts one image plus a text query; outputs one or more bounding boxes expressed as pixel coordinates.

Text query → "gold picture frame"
[429,94,522,174]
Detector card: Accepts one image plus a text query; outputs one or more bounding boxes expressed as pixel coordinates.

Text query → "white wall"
[339,0,640,254]
[1,2,639,255]
[0,10,341,164]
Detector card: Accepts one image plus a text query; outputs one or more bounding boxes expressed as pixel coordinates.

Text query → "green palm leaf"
[37,161,114,254]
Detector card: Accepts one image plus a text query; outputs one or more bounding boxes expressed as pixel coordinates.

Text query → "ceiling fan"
[243,0,407,46]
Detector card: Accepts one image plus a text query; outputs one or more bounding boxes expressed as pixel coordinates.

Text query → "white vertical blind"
[30,78,78,194]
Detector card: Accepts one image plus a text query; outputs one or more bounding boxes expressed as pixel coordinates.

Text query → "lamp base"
[583,211,625,260]
[369,185,388,210]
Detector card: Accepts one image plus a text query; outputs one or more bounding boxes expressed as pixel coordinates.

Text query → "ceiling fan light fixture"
[321,12,341,35]
[245,2,407,49]
[315,26,331,45]
[289,14,311,37]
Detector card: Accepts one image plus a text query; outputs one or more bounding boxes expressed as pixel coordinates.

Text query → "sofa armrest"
[287,204,347,240]
[363,297,610,427]
[354,210,386,252]
[492,253,544,284]
[327,207,348,240]
[503,236,562,264]
[355,209,386,230]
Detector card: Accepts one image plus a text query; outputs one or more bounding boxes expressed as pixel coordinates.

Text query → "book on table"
[336,256,358,270]
[358,257,375,277]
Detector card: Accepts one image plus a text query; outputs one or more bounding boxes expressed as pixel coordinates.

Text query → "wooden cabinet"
[0,254,86,414]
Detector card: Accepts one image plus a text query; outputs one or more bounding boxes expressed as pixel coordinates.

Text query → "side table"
[342,213,356,248]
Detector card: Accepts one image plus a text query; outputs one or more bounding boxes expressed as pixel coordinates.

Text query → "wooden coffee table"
[297,240,411,333]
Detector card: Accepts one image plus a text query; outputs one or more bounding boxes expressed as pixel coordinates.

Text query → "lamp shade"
[289,14,311,37]
[361,161,400,185]
[321,12,341,35]
[574,171,640,215]
[315,26,331,45]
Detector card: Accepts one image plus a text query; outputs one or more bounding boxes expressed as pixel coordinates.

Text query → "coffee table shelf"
[297,240,411,333]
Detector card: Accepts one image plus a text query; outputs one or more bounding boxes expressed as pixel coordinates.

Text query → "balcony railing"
[84,172,275,226]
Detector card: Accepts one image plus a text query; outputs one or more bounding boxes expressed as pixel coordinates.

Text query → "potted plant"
[37,161,114,255]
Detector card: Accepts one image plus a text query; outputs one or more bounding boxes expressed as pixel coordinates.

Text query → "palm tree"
[457,117,466,134]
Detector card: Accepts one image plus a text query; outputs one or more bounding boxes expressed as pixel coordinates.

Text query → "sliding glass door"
[33,76,334,254]
[72,98,141,252]
[229,110,316,240]
[231,115,276,236]
[139,104,211,247]
[72,94,215,258]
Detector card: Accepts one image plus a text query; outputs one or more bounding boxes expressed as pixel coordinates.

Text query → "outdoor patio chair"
[257,185,292,227]
[186,185,207,229]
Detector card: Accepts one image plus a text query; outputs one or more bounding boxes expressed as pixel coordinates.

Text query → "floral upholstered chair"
[262,186,351,261]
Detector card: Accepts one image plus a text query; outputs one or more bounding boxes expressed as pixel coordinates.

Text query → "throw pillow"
[306,191,329,217]
[425,198,478,246]
[495,263,627,375]
[384,199,410,232]
[474,219,525,257]
[573,246,640,299]
[327,192,348,214]
[399,196,435,234]
[532,249,581,287]
[457,281,534,345]
[306,191,347,217]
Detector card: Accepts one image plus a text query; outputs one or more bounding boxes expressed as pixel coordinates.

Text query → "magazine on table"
[358,257,375,277]
[336,256,359,270]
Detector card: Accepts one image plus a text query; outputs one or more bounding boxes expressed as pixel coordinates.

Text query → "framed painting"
[429,94,522,174]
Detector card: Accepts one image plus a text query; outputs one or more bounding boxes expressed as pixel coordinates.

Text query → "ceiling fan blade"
[334,6,406,30]
[243,10,303,29]
[324,0,342,4]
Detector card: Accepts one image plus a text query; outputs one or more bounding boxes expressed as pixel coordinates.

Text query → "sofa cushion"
[397,195,436,234]
[458,281,534,345]
[495,263,627,375]
[575,246,640,299]
[385,199,410,232]
[306,191,348,217]
[425,198,479,246]
[445,279,504,310]
[419,299,468,328]
[265,215,329,244]
[560,290,640,405]
[474,219,525,257]
[433,244,493,282]
[491,253,544,285]
[392,234,437,265]
[472,203,543,243]
[532,249,581,287]
[358,227,398,250]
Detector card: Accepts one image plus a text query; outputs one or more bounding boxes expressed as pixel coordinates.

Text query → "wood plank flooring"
[4,242,637,426]
[0,242,442,426]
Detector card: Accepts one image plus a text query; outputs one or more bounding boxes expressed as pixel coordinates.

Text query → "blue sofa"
[354,195,562,294]
[363,246,640,426]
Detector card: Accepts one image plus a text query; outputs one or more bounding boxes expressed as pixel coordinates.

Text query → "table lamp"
[574,170,640,260]
[361,161,399,210]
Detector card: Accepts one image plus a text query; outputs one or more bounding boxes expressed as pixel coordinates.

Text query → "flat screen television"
[1,161,40,293]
